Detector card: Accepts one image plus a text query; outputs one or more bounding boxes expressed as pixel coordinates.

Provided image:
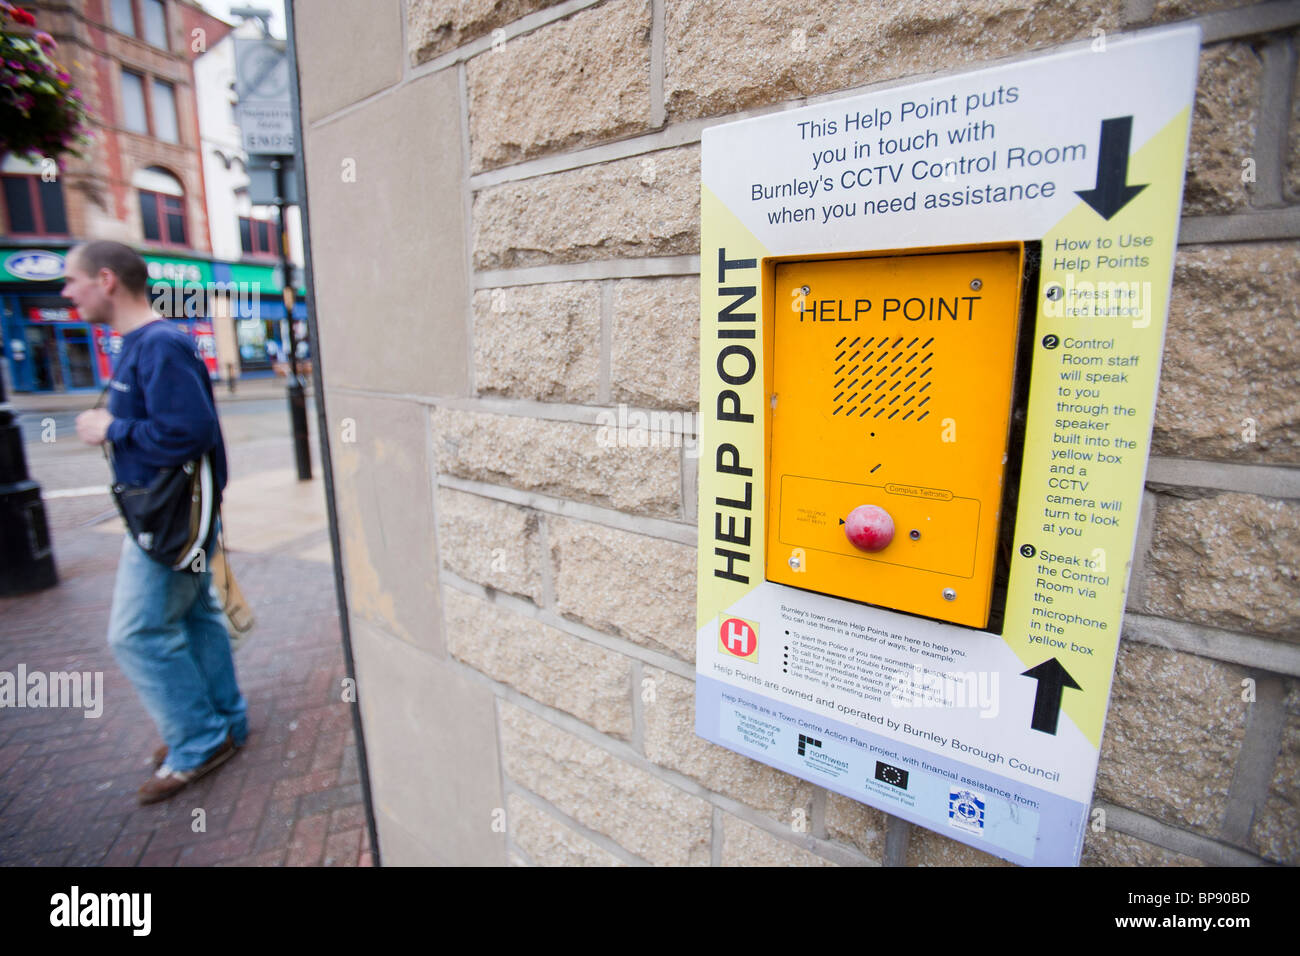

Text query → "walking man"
[69,240,247,804]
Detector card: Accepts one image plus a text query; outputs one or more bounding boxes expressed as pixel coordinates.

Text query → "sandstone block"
[611,276,701,411]
[549,517,697,660]
[507,793,625,866]
[1081,824,1205,866]
[473,283,601,403]
[408,0,565,63]
[665,0,1123,122]
[473,147,699,270]
[1096,642,1249,831]
[1249,678,1299,865]
[499,701,712,864]
[468,0,652,172]
[721,813,834,866]
[444,590,634,737]
[824,792,888,861]
[437,488,544,603]
[1142,493,1300,640]
[432,407,681,517]
[1153,243,1300,464]
[1183,43,1260,215]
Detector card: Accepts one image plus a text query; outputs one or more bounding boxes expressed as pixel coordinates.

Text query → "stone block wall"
[295,0,1299,865]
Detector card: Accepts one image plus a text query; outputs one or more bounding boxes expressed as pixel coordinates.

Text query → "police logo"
[948,788,986,834]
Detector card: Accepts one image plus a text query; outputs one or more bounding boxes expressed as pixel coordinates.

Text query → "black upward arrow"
[1075,116,1147,220]
[1021,658,1082,735]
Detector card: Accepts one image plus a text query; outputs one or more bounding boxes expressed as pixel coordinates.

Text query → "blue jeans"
[107,531,248,772]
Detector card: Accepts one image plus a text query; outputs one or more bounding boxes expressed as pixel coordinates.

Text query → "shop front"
[0,245,106,394]
[216,261,306,375]
[1,247,276,393]
[4,300,105,392]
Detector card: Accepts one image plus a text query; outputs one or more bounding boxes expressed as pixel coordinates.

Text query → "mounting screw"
[788,555,801,570]
[909,529,921,540]
[942,588,956,601]
[801,285,810,295]
[969,279,982,291]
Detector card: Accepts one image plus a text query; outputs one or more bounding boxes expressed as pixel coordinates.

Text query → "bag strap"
[95,361,113,472]
[96,335,143,477]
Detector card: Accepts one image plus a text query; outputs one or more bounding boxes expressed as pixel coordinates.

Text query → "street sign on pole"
[234,36,293,155]
[248,154,298,205]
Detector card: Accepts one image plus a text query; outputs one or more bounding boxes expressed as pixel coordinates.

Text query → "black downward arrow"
[1021,658,1082,735]
[1075,116,1147,220]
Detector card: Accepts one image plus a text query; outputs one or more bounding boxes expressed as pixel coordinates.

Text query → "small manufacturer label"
[885,483,952,501]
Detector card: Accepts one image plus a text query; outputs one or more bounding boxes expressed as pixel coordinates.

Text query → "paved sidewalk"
[0,446,371,866]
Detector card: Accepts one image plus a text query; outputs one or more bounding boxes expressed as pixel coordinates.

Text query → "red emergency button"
[844,505,894,552]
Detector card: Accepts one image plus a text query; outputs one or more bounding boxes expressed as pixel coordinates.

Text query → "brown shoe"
[153,734,244,768]
[137,735,236,806]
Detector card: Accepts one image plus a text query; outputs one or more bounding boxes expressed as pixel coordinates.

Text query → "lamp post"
[277,185,311,481]
[0,347,57,595]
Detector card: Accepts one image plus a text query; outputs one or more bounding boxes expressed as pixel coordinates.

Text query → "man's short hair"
[71,241,149,297]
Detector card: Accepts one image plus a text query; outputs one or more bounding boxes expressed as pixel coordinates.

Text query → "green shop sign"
[224,261,305,295]
[2,248,67,282]
[144,255,214,288]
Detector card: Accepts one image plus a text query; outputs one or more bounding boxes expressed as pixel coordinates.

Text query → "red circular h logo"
[720,618,757,658]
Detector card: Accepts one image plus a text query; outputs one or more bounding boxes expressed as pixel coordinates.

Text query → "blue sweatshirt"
[104,319,228,495]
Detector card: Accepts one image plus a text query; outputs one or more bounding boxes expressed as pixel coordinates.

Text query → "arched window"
[133,166,187,246]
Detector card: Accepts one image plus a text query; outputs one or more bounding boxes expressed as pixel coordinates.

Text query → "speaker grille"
[829,335,934,422]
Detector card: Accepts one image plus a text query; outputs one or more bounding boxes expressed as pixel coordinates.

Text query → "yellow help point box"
[766,247,1024,628]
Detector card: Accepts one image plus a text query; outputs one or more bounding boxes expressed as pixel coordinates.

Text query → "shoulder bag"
[96,342,219,572]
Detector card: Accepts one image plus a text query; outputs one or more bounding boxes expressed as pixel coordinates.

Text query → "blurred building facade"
[0,0,304,392]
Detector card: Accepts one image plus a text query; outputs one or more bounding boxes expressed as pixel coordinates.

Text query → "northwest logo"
[718,617,758,662]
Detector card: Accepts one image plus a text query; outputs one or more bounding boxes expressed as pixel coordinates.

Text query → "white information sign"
[235,37,294,155]
[696,26,1201,866]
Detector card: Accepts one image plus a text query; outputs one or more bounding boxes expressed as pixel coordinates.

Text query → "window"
[111,0,136,36]
[153,80,178,142]
[121,70,148,134]
[142,0,167,49]
[134,166,187,246]
[239,216,276,256]
[1,175,69,236]
[113,0,168,49]
[120,70,182,144]
[139,191,187,245]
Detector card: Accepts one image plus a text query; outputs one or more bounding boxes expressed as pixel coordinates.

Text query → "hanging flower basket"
[0,2,91,165]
